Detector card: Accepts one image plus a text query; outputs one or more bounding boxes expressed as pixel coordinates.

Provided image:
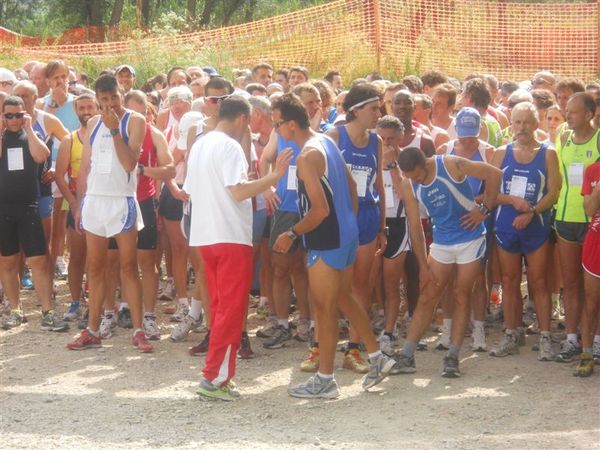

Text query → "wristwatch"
[529,204,537,215]
[138,164,145,176]
[48,99,58,109]
[386,161,398,170]
[286,227,299,240]
[477,203,491,216]
[110,128,119,137]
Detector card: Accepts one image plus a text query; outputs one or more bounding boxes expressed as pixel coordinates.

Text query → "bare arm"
[54,134,75,206]
[435,142,449,155]
[533,148,561,213]
[143,126,175,181]
[23,114,50,163]
[258,128,278,178]
[45,112,69,141]
[449,155,502,209]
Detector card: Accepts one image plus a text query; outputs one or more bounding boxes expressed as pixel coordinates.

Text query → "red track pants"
[200,243,253,386]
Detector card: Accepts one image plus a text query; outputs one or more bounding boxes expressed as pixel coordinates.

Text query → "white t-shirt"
[183,130,252,247]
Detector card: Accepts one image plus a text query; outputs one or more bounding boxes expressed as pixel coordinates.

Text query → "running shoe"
[390,353,417,374]
[189,332,210,356]
[436,321,451,350]
[170,315,198,342]
[63,301,81,322]
[537,334,554,361]
[256,316,278,338]
[2,309,24,330]
[416,338,428,352]
[593,341,600,364]
[170,305,189,323]
[238,333,255,359]
[294,318,310,342]
[300,347,320,372]
[288,374,340,399]
[132,330,154,353]
[573,352,594,377]
[118,307,133,328]
[555,339,581,363]
[40,310,69,332]
[489,332,519,357]
[21,268,34,290]
[55,256,68,280]
[263,326,291,349]
[99,313,117,339]
[471,322,487,352]
[66,329,101,350]
[197,378,240,401]
[159,278,175,301]
[371,314,386,335]
[362,353,395,390]
[143,313,160,340]
[442,354,461,378]
[342,349,369,374]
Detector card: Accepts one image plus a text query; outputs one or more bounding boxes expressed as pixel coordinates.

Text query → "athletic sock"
[278,319,289,329]
[133,328,143,337]
[87,327,99,337]
[104,309,114,317]
[583,347,593,354]
[400,340,417,358]
[594,335,600,345]
[448,344,461,358]
[189,298,203,321]
[540,331,551,338]
[567,333,578,344]
[310,320,316,329]
[317,371,333,380]
[384,331,394,339]
[472,319,484,329]
[119,302,128,311]
[259,296,268,307]
[443,318,452,330]
[178,297,189,308]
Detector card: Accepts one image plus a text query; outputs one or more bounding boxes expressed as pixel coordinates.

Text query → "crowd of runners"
[0,60,599,401]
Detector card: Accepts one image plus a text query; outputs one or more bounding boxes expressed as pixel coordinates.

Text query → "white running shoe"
[471,322,487,352]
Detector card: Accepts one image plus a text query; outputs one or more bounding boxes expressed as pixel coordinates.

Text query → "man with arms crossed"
[271,93,395,399]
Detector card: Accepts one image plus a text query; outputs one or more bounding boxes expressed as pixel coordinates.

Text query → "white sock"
[178,297,190,308]
[104,309,114,317]
[133,328,143,337]
[278,319,289,329]
[443,318,452,332]
[310,320,316,329]
[368,350,382,361]
[87,327,99,336]
[189,298,203,321]
[594,335,600,345]
[317,371,333,380]
[377,308,385,317]
[119,302,128,311]
[567,333,578,343]
[472,320,484,330]
[259,296,268,307]
[551,293,560,302]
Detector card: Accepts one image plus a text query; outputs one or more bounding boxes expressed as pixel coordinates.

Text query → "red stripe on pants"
[200,243,252,386]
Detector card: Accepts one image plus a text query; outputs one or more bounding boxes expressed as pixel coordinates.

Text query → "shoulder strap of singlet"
[120,111,131,144]
[89,118,103,147]
[446,139,456,155]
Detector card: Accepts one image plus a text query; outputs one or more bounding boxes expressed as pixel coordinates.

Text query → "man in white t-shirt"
[183,96,291,401]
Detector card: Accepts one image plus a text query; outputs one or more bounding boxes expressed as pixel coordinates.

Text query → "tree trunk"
[200,0,216,26]
[109,0,125,27]
[244,0,257,23]
[88,0,104,26]
[187,0,197,21]
[222,0,244,26]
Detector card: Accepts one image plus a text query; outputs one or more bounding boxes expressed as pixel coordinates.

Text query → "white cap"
[177,111,205,150]
[0,68,17,83]
[168,86,193,104]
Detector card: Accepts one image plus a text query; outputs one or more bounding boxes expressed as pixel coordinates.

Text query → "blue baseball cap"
[455,107,481,138]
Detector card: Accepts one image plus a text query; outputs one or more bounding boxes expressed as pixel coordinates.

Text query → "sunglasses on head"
[205,95,230,104]
[4,112,25,119]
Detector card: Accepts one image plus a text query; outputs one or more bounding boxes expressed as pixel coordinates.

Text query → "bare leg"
[525,243,552,332]
[383,253,407,333]
[557,239,584,334]
[496,247,523,330]
[114,229,143,329]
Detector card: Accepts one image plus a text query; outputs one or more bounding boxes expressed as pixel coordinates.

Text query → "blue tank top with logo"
[338,125,379,205]
[413,155,485,245]
[494,143,550,235]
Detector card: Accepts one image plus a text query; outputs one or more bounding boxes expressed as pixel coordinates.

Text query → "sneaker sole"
[196,388,237,401]
[263,340,289,349]
[441,370,461,378]
[362,358,396,390]
[67,344,101,350]
[288,390,339,399]
[472,347,487,353]
[41,326,69,332]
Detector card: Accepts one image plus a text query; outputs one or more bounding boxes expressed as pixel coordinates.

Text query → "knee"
[272,261,291,279]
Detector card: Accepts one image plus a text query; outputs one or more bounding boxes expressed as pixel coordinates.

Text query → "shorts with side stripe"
[383,217,410,259]
[430,235,486,265]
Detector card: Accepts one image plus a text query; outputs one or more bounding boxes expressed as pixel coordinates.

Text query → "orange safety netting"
[3,0,599,80]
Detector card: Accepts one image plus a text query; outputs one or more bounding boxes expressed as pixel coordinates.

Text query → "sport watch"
[110,128,120,137]
[286,227,299,240]
[477,203,491,216]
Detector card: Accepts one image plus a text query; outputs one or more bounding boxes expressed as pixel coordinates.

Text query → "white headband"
[347,96,380,112]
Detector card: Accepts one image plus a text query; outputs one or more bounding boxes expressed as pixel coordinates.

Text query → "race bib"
[509,175,528,198]
[568,163,584,186]
[383,171,395,209]
[351,168,369,198]
[96,146,113,174]
[287,165,297,191]
[7,147,24,171]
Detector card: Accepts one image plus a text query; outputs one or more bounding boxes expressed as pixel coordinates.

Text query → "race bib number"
[96,146,113,174]
[351,168,369,198]
[287,165,297,191]
[568,163,584,186]
[7,147,24,171]
[509,175,528,198]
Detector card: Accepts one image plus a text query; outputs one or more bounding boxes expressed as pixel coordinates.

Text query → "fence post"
[373,0,382,72]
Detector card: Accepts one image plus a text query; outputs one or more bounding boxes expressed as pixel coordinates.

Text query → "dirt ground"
[1,281,599,450]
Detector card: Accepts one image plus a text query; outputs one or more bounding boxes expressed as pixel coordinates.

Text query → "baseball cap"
[455,107,481,138]
[0,68,17,83]
[177,111,205,150]
[531,71,556,87]
[115,64,136,76]
[168,86,193,104]
[202,66,220,78]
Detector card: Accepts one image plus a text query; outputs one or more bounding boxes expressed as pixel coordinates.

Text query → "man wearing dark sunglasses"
[0,96,67,332]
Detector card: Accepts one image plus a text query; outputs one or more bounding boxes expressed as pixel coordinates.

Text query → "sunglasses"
[273,119,289,129]
[4,112,25,119]
[205,95,230,104]
[0,81,14,87]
